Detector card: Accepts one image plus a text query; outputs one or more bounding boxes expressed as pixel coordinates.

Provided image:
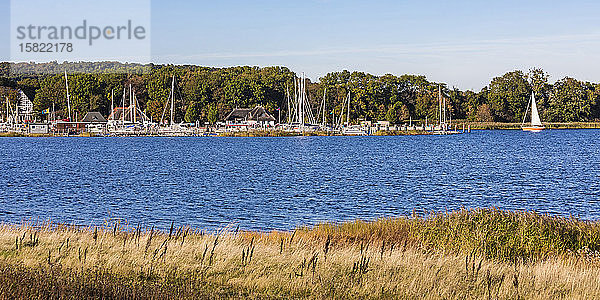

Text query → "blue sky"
[3,0,600,90]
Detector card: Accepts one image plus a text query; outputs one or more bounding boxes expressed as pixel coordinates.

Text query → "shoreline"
[1,125,600,138]
[1,208,600,298]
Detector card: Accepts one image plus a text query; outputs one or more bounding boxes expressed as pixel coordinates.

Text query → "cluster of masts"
[0,72,192,135]
[281,74,457,134]
[1,71,469,136]
[105,75,190,135]
[283,72,353,132]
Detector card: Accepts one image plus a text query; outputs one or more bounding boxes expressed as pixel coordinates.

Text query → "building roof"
[225,106,276,122]
[81,112,107,123]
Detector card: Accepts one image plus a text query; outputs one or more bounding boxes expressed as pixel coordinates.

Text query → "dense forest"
[1,61,599,124]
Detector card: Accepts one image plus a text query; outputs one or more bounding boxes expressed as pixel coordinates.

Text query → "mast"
[110,90,114,121]
[322,88,326,127]
[122,87,126,126]
[286,85,291,124]
[338,94,344,128]
[443,89,446,126]
[294,78,298,123]
[129,84,133,123]
[170,75,175,126]
[301,74,305,127]
[64,71,71,121]
[438,85,442,127]
[346,92,350,125]
[522,92,531,126]
[132,85,137,124]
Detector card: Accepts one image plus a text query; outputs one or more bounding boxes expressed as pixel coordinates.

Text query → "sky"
[3,0,600,90]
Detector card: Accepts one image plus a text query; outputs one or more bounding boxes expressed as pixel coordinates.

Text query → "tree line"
[1,62,599,124]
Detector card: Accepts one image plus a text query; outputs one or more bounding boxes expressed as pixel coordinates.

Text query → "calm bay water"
[1,130,600,231]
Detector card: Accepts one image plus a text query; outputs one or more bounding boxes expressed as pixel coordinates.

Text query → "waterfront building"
[225,106,276,128]
[28,123,49,134]
[16,90,34,123]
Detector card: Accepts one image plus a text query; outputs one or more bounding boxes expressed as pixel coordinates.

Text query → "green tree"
[548,78,596,122]
[206,102,219,124]
[385,101,410,123]
[487,71,530,122]
[184,101,201,123]
[527,68,551,120]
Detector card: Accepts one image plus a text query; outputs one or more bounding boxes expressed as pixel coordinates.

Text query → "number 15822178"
[19,43,73,52]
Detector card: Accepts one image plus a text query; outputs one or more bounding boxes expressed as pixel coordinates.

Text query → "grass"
[1,208,600,299]
[452,121,600,130]
[0,132,27,137]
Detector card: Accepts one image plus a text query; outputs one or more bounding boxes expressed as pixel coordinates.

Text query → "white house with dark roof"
[224,106,276,127]
[16,90,33,123]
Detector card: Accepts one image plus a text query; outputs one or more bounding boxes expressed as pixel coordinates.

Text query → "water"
[1,130,600,231]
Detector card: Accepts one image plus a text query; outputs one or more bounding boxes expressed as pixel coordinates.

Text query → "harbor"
[1,72,469,137]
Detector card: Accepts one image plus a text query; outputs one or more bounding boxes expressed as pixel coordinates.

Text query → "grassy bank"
[0,132,28,137]
[453,121,600,130]
[1,209,600,299]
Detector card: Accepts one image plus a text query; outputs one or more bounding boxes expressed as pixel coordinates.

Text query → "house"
[54,121,86,133]
[16,90,34,123]
[81,112,108,133]
[224,106,276,127]
[28,123,49,134]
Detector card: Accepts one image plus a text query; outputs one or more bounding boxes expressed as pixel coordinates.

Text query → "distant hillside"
[8,61,152,75]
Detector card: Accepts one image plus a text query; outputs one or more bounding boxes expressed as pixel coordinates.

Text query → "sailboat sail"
[530,93,542,126]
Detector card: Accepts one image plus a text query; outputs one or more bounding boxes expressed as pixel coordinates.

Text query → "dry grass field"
[1,208,600,299]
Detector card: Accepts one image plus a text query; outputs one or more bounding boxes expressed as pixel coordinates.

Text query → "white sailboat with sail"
[522,92,545,132]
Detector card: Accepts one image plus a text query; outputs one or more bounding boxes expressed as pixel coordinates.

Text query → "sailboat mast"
[170,75,175,126]
[122,87,126,126]
[110,90,114,121]
[443,92,446,125]
[64,71,71,121]
[128,84,132,122]
[300,76,303,125]
[286,85,291,124]
[438,85,442,127]
[338,97,346,127]
[294,78,298,123]
[132,86,137,124]
[522,93,531,125]
[322,88,326,127]
[346,93,350,125]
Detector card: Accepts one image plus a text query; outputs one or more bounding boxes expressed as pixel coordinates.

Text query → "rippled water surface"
[1,130,600,230]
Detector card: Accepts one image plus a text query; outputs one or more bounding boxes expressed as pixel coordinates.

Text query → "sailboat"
[522,92,545,132]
